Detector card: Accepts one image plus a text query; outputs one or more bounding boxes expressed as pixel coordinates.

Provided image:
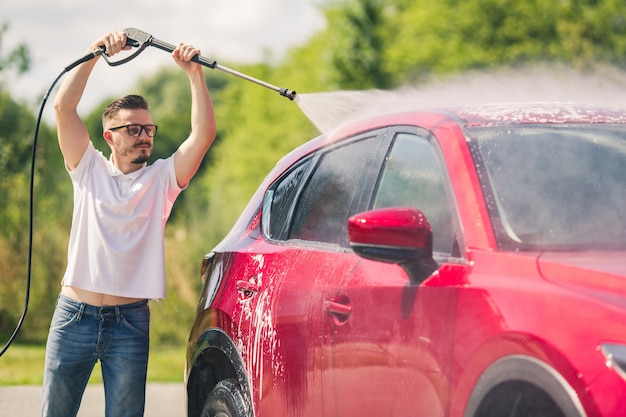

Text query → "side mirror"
[348,207,438,284]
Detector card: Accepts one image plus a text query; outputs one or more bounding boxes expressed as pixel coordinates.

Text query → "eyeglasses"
[108,124,158,138]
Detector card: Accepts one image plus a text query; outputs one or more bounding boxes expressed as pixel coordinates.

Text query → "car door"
[321,129,468,417]
[242,132,387,417]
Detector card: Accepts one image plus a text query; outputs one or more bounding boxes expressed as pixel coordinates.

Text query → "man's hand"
[88,31,131,57]
[55,30,131,171]
[172,43,203,74]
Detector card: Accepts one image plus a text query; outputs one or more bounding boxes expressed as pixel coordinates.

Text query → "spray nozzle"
[279,88,297,101]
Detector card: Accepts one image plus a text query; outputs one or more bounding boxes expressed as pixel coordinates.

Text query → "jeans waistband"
[57,293,148,321]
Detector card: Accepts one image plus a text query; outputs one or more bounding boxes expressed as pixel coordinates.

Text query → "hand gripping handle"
[124,27,217,68]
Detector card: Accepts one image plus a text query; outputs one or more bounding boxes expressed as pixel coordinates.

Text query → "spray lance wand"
[111,27,297,100]
[0,28,297,359]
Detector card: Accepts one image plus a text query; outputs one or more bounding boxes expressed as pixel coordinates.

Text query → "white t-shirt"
[61,142,183,299]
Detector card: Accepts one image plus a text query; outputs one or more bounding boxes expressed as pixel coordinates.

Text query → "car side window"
[373,133,456,255]
[266,159,313,241]
[288,136,380,246]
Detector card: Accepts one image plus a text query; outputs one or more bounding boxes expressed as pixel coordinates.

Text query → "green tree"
[0,22,61,341]
[383,0,626,85]
[325,0,393,89]
[0,88,35,241]
[0,92,67,341]
[0,22,33,244]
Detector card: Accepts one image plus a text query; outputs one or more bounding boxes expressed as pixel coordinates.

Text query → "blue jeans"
[42,294,150,417]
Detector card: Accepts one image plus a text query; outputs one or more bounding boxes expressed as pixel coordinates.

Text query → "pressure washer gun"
[98,27,296,101]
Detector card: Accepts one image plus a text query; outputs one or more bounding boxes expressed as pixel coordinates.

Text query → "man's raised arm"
[54,31,129,170]
[171,43,217,188]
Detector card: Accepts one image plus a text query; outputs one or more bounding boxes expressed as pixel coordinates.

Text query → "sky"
[2,0,326,118]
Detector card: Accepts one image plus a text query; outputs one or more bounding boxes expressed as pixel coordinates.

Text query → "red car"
[185,103,626,417]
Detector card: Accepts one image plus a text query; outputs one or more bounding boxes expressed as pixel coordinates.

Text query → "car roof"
[449,102,626,126]
[344,102,626,128]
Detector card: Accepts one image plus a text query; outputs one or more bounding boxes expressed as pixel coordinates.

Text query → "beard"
[117,141,152,164]
[131,149,151,164]
[112,136,153,167]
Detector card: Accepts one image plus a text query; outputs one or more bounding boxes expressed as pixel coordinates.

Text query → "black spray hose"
[0,49,105,358]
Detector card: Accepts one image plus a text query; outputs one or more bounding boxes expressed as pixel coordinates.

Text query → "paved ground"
[0,383,185,417]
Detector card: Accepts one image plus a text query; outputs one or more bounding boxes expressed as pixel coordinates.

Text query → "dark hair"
[102,94,150,125]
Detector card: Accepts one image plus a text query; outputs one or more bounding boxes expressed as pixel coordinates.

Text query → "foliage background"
[2,0,626,346]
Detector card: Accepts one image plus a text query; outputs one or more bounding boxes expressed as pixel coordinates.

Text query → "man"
[42,31,215,417]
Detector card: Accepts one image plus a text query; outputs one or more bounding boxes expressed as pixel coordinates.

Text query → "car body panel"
[320,258,468,416]
[186,103,626,417]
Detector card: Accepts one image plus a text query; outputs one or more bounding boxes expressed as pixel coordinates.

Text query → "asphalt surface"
[0,383,185,417]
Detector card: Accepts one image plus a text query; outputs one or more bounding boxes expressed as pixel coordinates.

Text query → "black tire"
[464,356,585,417]
[200,379,249,417]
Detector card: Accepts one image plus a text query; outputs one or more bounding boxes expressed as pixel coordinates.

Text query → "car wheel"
[200,379,249,417]
[465,356,585,417]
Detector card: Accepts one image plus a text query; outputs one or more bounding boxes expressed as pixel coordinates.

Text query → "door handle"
[236,277,260,299]
[324,300,352,315]
[324,296,352,324]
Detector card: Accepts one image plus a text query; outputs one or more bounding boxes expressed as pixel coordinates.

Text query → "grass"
[0,343,187,386]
